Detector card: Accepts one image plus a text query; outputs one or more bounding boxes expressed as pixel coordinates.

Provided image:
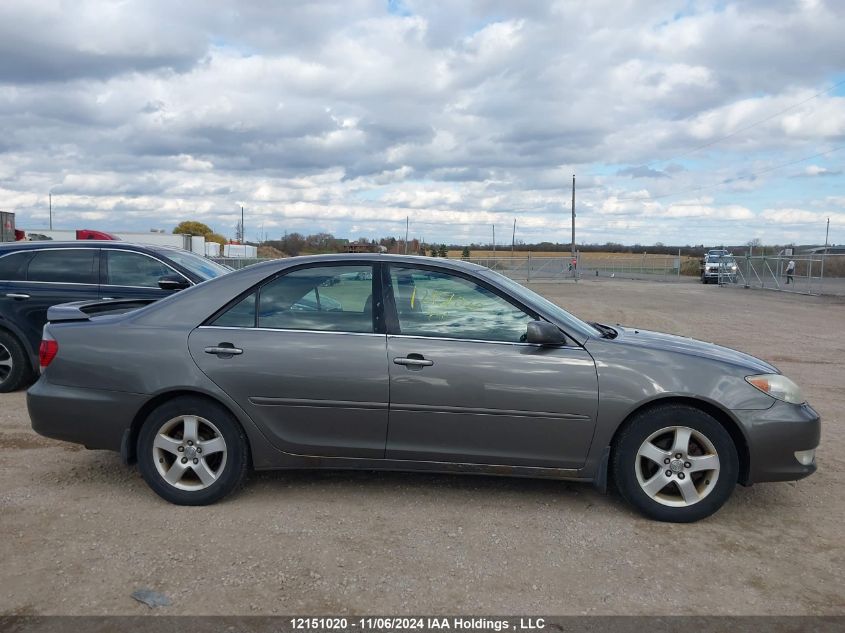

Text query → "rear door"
[188,262,390,458]
[100,248,190,300]
[4,248,100,354]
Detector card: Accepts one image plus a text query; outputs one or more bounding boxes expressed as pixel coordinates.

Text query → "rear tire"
[0,330,31,393]
[611,404,738,522]
[137,396,249,505]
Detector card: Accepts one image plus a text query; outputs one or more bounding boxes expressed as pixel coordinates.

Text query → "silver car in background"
[28,254,819,522]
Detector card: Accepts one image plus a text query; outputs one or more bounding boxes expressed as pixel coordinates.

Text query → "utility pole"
[512,218,516,256]
[404,216,409,254]
[240,206,245,243]
[821,217,830,286]
[49,193,53,230]
[570,174,575,261]
[492,224,496,255]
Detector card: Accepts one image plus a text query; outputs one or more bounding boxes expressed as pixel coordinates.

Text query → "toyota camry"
[27,254,820,522]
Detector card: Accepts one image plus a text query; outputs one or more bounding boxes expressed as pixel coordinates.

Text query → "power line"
[614,145,844,202]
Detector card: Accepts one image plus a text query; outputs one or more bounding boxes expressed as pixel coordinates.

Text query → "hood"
[603,326,778,374]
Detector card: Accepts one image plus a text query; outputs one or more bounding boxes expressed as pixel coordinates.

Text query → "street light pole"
[49,193,52,230]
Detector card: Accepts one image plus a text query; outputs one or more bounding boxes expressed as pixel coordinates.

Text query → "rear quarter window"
[0,251,33,281]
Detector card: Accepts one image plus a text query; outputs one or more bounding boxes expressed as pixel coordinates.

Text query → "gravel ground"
[1,279,843,615]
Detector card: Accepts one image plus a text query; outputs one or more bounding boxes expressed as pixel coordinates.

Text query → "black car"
[0,241,230,391]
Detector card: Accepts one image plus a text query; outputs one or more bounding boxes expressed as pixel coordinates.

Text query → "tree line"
[173,221,787,258]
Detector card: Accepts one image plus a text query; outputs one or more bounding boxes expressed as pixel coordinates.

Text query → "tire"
[611,404,738,523]
[137,396,249,505]
[0,330,32,393]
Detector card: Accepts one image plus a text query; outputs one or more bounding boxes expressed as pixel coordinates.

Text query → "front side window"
[105,250,175,287]
[28,249,97,284]
[257,265,375,333]
[389,266,534,342]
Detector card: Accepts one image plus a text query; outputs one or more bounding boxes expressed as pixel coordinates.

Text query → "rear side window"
[28,250,97,284]
[257,265,375,333]
[0,252,32,281]
[105,250,174,287]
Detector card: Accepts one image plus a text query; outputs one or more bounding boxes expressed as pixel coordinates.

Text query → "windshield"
[480,269,602,339]
[156,249,231,280]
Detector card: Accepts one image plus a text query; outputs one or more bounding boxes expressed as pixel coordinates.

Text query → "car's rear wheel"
[0,331,31,393]
[611,404,738,522]
[137,396,249,505]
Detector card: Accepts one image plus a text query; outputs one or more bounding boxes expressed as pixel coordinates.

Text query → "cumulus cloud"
[1,0,844,246]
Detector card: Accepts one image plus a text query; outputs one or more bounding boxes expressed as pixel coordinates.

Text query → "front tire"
[611,404,738,522]
[0,331,31,393]
[137,396,249,505]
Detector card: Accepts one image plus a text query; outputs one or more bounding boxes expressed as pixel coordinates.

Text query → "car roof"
[243,252,488,273]
[0,241,176,253]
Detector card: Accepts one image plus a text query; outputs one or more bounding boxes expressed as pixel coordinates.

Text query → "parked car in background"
[27,254,819,522]
[701,251,739,284]
[0,241,230,392]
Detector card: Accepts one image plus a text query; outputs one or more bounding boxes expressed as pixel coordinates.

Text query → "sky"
[1,0,844,247]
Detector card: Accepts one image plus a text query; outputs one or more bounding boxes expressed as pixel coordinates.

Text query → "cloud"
[793,164,842,177]
[0,0,844,246]
[617,166,670,179]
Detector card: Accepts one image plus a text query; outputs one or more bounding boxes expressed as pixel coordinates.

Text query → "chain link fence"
[210,253,845,296]
[729,253,845,296]
[464,254,690,282]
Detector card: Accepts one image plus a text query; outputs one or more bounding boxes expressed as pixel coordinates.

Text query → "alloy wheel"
[0,342,13,383]
[152,415,228,491]
[634,425,720,507]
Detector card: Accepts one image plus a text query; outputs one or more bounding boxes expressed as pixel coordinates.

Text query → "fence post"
[745,248,751,288]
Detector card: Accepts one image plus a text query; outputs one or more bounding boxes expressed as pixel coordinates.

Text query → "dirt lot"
[1,279,843,615]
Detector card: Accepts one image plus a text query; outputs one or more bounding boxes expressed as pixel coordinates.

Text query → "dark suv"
[0,241,230,391]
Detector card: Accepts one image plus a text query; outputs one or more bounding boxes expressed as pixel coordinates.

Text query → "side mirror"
[526,321,566,346]
[158,275,190,291]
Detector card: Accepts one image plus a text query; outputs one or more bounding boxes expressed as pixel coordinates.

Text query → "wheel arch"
[123,389,254,467]
[606,396,751,487]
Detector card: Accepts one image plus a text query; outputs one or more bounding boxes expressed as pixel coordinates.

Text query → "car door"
[188,262,389,458]
[100,248,189,300]
[4,248,100,354]
[384,264,599,469]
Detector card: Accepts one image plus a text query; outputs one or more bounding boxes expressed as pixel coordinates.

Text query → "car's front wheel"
[137,396,249,505]
[611,404,738,522]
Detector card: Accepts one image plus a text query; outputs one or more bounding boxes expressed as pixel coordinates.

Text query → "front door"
[384,264,598,469]
[99,248,187,301]
[189,263,389,458]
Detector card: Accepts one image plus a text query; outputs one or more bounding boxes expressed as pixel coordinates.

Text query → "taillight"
[39,339,58,370]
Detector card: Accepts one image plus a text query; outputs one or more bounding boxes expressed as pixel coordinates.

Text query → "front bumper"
[27,378,147,452]
[736,401,820,484]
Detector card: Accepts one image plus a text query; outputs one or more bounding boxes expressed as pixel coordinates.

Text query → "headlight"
[745,374,805,404]
[730,264,737,271]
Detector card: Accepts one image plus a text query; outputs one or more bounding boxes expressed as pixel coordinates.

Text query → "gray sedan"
[27,254,819,522]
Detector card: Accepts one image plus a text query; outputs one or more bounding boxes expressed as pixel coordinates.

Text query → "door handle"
[393,356,434,367]
[204,344,243,357]
[5,293,30,300]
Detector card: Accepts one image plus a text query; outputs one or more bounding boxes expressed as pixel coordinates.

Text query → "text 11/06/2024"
[289,617,547,631]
